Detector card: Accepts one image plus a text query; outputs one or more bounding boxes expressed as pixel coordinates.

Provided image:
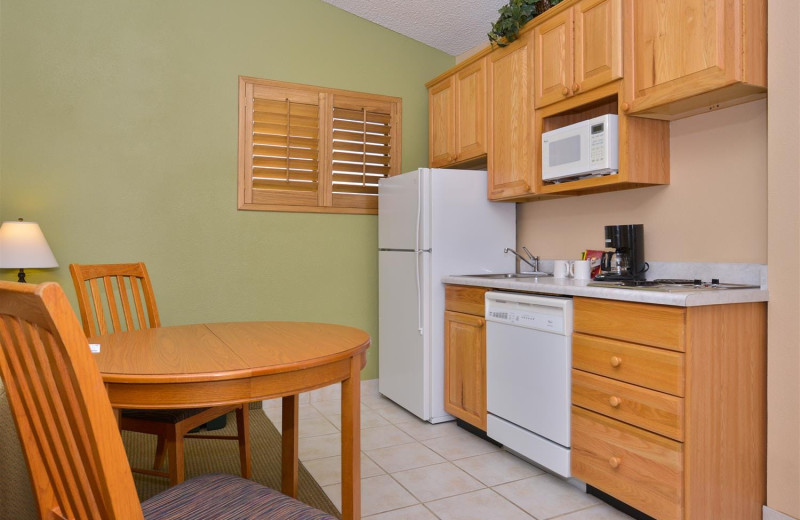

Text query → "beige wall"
[518,100,768,263]
[767,1,800,518]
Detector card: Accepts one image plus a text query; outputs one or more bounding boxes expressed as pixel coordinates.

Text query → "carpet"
[122,409,340,518]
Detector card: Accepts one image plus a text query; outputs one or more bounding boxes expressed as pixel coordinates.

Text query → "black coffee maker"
[594,224,647,281]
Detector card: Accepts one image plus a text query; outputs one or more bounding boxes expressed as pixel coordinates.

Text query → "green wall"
[0,0,455,379]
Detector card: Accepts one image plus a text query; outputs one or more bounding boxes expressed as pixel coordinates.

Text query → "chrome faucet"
[505,247,540,273]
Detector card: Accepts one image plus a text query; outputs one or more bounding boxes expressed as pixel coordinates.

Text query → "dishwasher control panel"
[484,292,573,335]
[487,309,563,332]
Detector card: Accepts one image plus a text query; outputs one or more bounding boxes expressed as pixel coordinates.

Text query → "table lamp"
[0,218,59,283]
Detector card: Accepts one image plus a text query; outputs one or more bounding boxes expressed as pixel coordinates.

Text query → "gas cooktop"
[587,278,761,292]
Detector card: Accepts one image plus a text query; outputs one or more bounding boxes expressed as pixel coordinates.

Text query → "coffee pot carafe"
[594,224,646,281]
[600,250,630,276]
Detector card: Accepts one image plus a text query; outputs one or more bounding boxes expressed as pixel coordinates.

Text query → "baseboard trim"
[764,506,800,520]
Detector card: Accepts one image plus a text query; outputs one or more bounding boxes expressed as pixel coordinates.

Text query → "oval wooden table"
[91,321,370,520]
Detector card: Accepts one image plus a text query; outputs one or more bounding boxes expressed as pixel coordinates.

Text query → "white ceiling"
[320,0,508,56]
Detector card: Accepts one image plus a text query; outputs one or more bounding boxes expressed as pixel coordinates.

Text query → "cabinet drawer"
[573,332,684,396]
[445,285,489,316]
[574,297,686,351]
[572,406,683,520]
[572,370,684,441]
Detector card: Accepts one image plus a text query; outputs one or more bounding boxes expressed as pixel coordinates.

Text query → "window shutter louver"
[331,107,392,201]
[239,77,401,214]
[251,98,320,193]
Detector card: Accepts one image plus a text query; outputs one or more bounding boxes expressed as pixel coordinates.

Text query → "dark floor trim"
[587,485,657,520]
[455,419,502,446]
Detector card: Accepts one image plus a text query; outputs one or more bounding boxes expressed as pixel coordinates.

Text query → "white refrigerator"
[378,168,516,423]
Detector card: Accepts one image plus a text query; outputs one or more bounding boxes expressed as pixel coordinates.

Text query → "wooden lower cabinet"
[573,406,684,520]
[444,285,488,430]
[571,297,767,520]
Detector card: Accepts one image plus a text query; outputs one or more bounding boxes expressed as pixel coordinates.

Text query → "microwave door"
[543,133,586,181]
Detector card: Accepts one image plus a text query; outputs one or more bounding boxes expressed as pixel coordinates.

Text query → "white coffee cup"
[572,259,592,280]
[553,260,572,279]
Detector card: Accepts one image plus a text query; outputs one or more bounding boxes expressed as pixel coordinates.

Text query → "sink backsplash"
[535,260,767,288]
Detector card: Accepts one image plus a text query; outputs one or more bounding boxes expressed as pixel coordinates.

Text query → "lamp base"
[17,268,26,283]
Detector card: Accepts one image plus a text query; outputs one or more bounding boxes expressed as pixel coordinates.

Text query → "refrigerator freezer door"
[378,249,430,420]
[378,169,430,251]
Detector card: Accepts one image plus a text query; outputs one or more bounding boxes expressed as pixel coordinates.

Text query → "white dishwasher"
[485,291,573,477]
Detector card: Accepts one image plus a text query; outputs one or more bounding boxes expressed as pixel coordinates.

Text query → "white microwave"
[541,114,619,182]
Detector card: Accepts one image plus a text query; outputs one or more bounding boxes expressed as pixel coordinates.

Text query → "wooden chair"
[68,262,251,486]
[0,281,334,520]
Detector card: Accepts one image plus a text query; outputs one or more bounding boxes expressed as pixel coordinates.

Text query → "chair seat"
[141,473,336,520]
[122,408,210,424]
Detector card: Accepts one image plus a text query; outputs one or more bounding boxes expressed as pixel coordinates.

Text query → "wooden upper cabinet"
[455,59,487,163]
[488,32,534,200]
[622,0,767,120]
[575,0,623,94]
[429,76,456,167]
[534,0,622,108]
[534,8,573,108]
[428,57,487,168]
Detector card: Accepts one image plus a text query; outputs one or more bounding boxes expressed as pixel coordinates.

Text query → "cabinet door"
[488,33,534,200]
[534,7,574,108]
[622,0,757,115]
[444,311,486,430]
[455,58,487,162]
[429,76,456,167]
[574,0,622,95]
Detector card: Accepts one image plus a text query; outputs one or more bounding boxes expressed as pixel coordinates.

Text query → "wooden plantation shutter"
[330,95,397,211]
[240,81,323,209]
[238,77,402,214]
[252,98,319,194]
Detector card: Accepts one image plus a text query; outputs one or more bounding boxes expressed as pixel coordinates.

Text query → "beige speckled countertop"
[442,275,769,307]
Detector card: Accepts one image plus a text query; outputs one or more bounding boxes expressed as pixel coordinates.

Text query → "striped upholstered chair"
[0,281,334,520]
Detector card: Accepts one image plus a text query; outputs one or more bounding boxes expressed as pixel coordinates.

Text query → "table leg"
[341,355,361,520]
[105,383,122,426]
[281,394,299,497]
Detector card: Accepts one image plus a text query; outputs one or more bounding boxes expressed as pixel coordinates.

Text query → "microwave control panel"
[590,122,606,165]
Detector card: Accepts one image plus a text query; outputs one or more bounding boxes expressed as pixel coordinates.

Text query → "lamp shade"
[0,220,58,269]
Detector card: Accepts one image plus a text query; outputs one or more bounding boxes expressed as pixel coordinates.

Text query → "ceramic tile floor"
[264,380,636,520]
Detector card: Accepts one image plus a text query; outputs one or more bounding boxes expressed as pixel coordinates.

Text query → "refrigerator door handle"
[416,172,424,335]
[416,250,423,335]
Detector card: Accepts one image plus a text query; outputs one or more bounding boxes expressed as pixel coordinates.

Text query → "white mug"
[572,260,592,280]
[553,260,572,279]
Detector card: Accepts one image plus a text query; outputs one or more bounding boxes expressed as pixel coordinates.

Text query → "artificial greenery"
[488,0,565,46]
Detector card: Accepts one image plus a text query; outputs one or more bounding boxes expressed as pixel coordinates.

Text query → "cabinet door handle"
[621,102,631,113]
[572,82,580,92]
[610,356,622,368]
[609,396,622,408]
[608,457,621,469]
[561,86,570,96]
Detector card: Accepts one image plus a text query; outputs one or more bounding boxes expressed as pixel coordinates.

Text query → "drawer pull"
[610,356,622,368]
[608,456,621,469]
[609,396,622,408]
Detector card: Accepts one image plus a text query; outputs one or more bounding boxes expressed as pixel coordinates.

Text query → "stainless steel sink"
[460,272,552,279]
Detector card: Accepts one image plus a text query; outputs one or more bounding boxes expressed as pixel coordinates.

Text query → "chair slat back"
[0,281,144,520]
[69,263,160,337]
